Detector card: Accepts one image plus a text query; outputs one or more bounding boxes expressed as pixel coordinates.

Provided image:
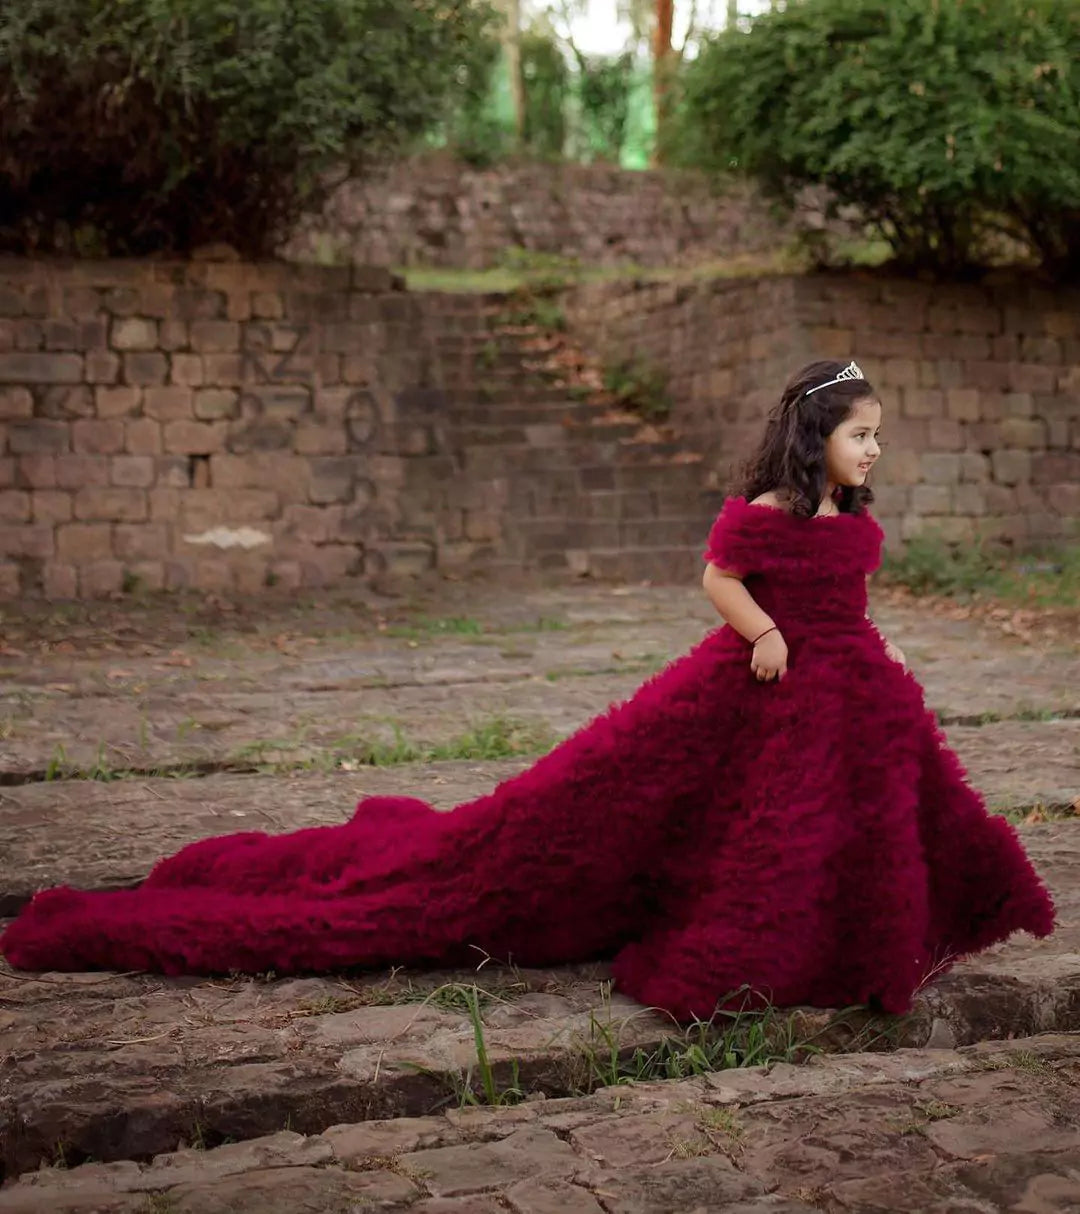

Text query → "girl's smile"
[825,397,882,488]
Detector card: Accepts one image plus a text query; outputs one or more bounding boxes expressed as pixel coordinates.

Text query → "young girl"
[1,359,1055,1019]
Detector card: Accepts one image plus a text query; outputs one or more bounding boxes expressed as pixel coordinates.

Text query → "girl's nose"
[868,438,881,457]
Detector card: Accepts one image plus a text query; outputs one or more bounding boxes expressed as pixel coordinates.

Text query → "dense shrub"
[520,31,569,159]
[677,0,1080,278]
[0,0,496,256]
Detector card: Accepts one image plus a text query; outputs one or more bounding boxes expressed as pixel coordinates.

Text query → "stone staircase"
[425,292,724,583]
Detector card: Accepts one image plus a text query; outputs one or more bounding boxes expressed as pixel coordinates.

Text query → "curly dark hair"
[735,360,879,517]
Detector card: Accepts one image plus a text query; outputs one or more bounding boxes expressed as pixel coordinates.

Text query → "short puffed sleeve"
[702,498,761,578]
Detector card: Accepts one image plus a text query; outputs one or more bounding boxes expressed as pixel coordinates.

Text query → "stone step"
[434,330,551,348]
[562,418,646,442]
[439,383,578,403]
[461,444,623,475]
[453,419,658,450]
[436,350,563,372]
[6,1033,1077,1214]
[438,373,572,393]
[442,389,591,409]
[447,403,604,427]
[460,443,703,476]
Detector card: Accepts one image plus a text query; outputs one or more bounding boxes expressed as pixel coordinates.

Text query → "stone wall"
[0,258,501,598]
[566,274,1080,548]
[2,258,1077,600]
[285,157,795,270]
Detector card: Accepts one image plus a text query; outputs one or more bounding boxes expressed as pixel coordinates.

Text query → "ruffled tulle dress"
[1,498,1055,1018]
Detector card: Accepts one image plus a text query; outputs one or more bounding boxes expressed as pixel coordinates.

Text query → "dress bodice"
[704,497,883,638]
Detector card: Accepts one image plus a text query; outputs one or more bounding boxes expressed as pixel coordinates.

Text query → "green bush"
[0,0,496,256]
[440,26,509,169]
[575,52,635,164]
[520,31,568,159]
[677,0,1080,278]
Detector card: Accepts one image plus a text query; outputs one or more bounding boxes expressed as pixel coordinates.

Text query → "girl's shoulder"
[748,491,786,512]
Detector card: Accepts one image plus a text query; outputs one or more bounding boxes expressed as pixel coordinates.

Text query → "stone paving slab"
[1,581,1077,1202]
[1,1034,1077,1213]
[1,818,1076,1182]
[1,592,1076,776]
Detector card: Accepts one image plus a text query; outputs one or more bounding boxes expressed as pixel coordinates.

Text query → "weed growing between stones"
[385,615,486,640]
[570,996,814,1093]
[142,1195,178,1214]
[416,981,832,1111]
[18,714,555,785]
[601,357,672,423]
[384,613,564,641]
[697,1105,745,1147]
[997,799,1080,825]
[495,285,568,334]
[916,1099,961,1121]
[397,981,527,1109]
[666,1105,746,1162]
[333,714,555,767]
[290,971,528,1021]
[544,654,668,681]
[39,742,200,784]
[890,1099,959,1137]
[458,983,526,1108]
[1008,1049,1056,1077]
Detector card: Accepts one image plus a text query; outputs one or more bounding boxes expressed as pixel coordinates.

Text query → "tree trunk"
[727,0,738,27]
[652,0,675,164]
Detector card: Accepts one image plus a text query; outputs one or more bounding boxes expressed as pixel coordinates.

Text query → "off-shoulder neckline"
[731,497,865,523]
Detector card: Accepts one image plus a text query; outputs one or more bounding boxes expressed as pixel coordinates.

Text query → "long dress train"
[1,499,1055,1019]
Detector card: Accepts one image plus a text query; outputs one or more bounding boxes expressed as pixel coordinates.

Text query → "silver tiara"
[804,361,866,396]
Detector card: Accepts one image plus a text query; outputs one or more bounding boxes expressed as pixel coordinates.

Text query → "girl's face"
[824,397,882,488]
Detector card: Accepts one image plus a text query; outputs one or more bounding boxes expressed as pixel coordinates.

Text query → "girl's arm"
[702,563,788,681]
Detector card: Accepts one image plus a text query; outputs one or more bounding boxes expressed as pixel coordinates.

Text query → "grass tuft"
[602,356,672,423]
[880,534,1080,607]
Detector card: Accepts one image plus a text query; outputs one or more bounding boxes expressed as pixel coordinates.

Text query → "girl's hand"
[751,630,788,682]
[885,639,907,667]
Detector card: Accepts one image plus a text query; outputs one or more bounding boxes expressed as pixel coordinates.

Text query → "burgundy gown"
[1,498,1055,1019]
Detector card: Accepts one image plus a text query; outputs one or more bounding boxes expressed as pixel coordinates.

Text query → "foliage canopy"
[677,0,1080,278]
[0,0,497,256]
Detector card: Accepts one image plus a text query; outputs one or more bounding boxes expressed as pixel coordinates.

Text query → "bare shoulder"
[748,491,787,512]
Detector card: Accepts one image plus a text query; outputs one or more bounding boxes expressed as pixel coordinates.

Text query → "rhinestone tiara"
[804,360,866,396]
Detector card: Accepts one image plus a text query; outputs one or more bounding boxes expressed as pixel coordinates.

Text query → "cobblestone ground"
[1,579,1078,1210]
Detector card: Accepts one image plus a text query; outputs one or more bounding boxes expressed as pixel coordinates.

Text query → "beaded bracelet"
[751,625,778,645]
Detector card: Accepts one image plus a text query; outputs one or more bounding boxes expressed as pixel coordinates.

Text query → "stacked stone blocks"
[2,260,1078,599]
[0,260,440,598]
[567,275,1080,549]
